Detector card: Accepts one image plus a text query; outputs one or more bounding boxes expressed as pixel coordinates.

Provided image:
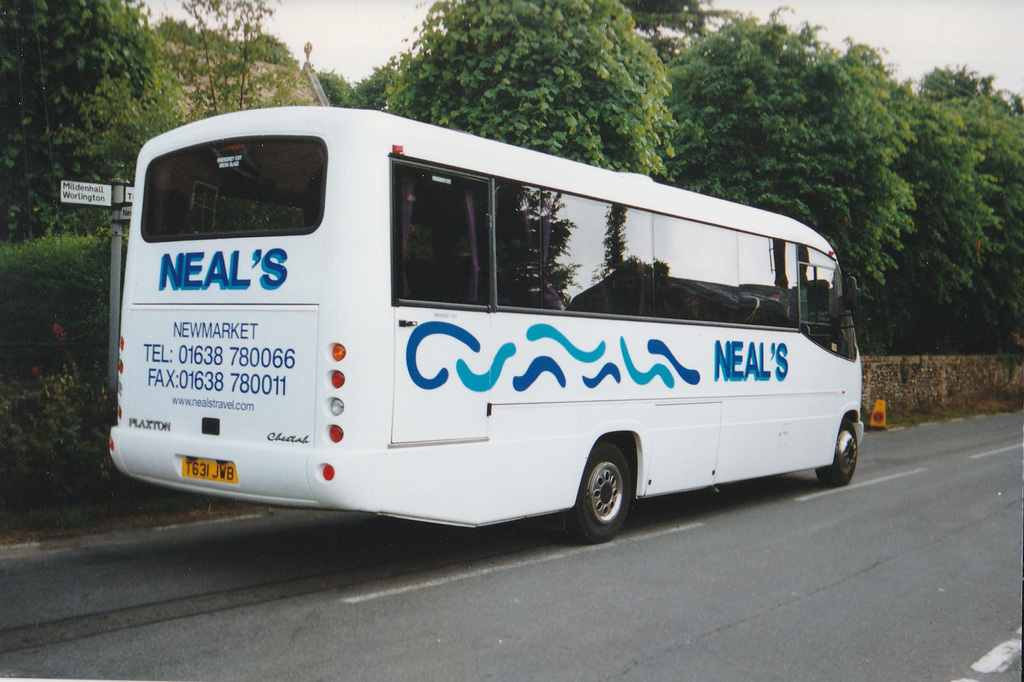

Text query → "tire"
[568,442,631,544]
[815,419,858,487]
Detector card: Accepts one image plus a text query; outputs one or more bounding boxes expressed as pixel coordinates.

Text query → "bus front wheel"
[569,442,631,543]
[816,419,858,487]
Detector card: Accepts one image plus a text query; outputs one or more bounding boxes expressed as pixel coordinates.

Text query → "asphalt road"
[1,412,1021,681]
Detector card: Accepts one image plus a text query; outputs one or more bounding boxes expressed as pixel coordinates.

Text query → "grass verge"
[883,398,1022,427]
[0,494,269,545]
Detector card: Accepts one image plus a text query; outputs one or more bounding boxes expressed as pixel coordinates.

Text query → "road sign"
[60,180,134,208]
[60,180,111,207]
[58,178,134,389]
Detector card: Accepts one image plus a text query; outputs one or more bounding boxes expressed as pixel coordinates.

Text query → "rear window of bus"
[142,137,326,241]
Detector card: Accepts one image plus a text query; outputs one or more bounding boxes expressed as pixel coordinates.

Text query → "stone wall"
[861,355,1024,415]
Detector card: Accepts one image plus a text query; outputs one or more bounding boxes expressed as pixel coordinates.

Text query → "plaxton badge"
[128,418,172,431]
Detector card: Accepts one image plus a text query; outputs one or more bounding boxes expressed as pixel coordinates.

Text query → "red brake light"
[329,425,344,443]
[330,371,345,389]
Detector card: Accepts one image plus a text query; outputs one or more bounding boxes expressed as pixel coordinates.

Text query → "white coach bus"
[109,107,863,542]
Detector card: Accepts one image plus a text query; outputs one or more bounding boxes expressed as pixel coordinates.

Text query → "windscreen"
[142,137,326,241]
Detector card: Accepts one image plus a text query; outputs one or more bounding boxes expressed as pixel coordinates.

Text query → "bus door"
[392,310,491,444]
[390,164,492,444]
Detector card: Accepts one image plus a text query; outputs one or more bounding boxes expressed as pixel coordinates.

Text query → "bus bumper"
[110,426,320,507]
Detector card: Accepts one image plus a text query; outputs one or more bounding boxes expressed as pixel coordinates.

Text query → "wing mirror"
[843,276,862,312]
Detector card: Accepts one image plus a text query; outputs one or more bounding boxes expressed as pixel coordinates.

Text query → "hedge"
[0,234,127,511]
[0,233,112,379]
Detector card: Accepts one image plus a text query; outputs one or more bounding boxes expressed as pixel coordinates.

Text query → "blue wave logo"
[405,322,700,392]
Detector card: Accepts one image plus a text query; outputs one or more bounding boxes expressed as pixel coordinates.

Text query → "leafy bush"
[0,234,112,379]
[0,367,127,512]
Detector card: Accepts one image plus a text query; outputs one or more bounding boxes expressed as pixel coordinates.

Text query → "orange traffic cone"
[868,399,887,429]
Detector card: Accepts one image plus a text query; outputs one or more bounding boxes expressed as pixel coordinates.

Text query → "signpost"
[59,179,133,390]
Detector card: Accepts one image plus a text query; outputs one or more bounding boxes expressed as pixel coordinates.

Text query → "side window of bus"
[494,182,653,315]
[798,247,854,357]
[652,217,799,328]
[652,215,740,324]
[562,200,654,317]
[494,183,550,308]
[392,164,490,307]
[737,234,798,328]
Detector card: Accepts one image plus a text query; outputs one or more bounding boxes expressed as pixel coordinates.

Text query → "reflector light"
[120,337,125,351]
[330,398,345,416]
[109,438,115,453]
[322,464,335,481]
[329,425,344,443]
[330,370,345,389]
[331,343,347,362]
[118,405,123,421]
[118,359,124,374]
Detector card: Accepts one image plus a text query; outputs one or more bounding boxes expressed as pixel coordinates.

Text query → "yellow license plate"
[181,457,238,485]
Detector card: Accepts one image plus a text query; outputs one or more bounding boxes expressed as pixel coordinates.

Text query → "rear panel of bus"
[110,122,347,506]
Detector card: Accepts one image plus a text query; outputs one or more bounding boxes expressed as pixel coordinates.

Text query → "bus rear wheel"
[816,419,858,487]
[569,442,631,544]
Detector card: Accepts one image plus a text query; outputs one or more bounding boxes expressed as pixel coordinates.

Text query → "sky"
[143,0,1024,95]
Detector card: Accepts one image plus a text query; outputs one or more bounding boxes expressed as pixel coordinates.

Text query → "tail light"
[328,342,346,445]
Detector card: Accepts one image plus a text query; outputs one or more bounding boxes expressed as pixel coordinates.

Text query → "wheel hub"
[588,462,622,525]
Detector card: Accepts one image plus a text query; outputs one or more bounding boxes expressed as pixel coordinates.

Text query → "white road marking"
[970,628,1023,674]
[795,468,929,502]
[340,521,703,604]
[0,542,42,559]
[154,513,266,532]
[968,444,1022,460]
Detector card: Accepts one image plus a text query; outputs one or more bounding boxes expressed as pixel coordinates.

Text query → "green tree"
[884,68,1024,353]
[664,14,915,349]
[318,62,398,111]
[316,69,353,107]
[158,0,303,119]
[622,0,722,60]
[881,84,998,352]
[352,62,398,111]
[388,0,673,176]
[68,67,185,184]
[0,0,165,240]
